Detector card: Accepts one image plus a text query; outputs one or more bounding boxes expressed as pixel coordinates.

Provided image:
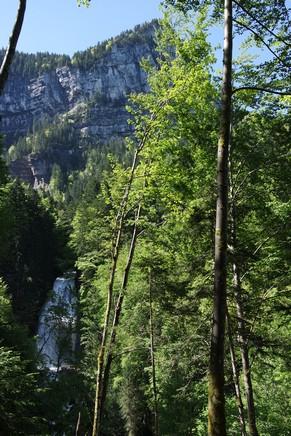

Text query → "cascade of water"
[37,275,77,372]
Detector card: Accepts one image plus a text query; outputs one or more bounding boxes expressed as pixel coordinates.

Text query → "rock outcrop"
[0,21,158,184]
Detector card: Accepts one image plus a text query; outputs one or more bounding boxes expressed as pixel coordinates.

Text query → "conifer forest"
[0,1,290,435]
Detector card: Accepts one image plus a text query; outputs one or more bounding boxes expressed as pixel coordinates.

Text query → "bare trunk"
[229,154,258,436]
[75,411,81,436]
[101,203,141,405]
[149,268,159,436]
[0,0,26,94]
[226,309,246,436]
[233,264,258,436]
[92,148,140,436]
[240,333,258,435]
[208,0,232,435]
[92,105,163,435]
[93,203,142,435]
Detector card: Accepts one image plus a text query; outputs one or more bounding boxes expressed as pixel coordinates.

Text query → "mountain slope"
[0,21,158,185]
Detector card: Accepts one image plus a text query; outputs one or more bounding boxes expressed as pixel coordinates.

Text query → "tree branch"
[232,86,291,96]
[233,0,291,48]
[233,18,290,68]
[0,0,26,94]
[111,346,148,360]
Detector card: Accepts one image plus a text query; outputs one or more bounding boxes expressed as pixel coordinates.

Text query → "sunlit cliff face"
[0,22,158,185]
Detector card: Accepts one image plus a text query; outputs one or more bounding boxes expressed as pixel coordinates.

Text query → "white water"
[37,276,77,372]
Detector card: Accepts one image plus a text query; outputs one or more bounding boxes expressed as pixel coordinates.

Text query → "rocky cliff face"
[0,22,158,184]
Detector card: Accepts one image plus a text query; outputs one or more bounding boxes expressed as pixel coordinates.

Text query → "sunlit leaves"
[77,0,91,6]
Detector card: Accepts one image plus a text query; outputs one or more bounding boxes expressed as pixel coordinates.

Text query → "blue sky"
[0,0,162,56]
[0,1,278,68]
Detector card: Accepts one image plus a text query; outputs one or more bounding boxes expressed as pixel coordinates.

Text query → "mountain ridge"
[0,20,159,186]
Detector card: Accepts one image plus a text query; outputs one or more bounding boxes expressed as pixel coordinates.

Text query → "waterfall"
[37,275,77,372]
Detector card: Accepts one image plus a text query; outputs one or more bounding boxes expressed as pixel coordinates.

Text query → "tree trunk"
[226,308,247,436]
[0,0,26,94]
[92,106,162,436]
[92,148,140,436]
[231,246,258,436]
[232,256,258,436]
[208,0,232,434]
[229,155,259,436]
[75,411,81,436]
[93,203,141,435]
[149,268,159,436]
[239,321,258,436]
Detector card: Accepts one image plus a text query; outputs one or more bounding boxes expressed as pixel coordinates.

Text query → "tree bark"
[236,295,258,436]
[149,268,159,436]
[208,0,232,434]
[226,308,246,436]
[75,411,81,436]
[231,247,259,436]
[231,247,258,436]
[92,104,163,436]
[100,204,141,416]
[0,0,26,95]
[93,203,141,436]
[92,148,140,436]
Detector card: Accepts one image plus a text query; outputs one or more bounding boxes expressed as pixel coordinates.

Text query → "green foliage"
[77,0,91,6]
[9,118,81,159]
[71,13,219,435]
[0,274,89,435]
[163,0,205,13]
[70,8,290,435]
[0,180,70,331]
[0,49,71,77]
[0,136,8,185]
[0,346,41,435]
[1,3,290,434]
[0,279,44,434]
[0,19,157,80]
[226,102,291,435]
[71,21,158,70]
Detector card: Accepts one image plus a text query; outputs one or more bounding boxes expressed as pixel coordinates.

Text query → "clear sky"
[0,0,163,56]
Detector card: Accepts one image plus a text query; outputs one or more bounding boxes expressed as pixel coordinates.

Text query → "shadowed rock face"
[0,22,158,184]
[9,157,35,184]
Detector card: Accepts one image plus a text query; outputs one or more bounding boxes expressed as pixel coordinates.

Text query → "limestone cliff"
[0,21,158,185]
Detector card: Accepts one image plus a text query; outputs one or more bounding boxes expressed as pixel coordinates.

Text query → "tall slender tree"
[148,268,159,436]
[228,158,259,436]
[163,1,289,433]
[208,1,232,434]
[92,106,164,436]
[0,0,26,94]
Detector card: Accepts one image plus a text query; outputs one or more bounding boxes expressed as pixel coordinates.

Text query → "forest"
[0,0,290,435]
